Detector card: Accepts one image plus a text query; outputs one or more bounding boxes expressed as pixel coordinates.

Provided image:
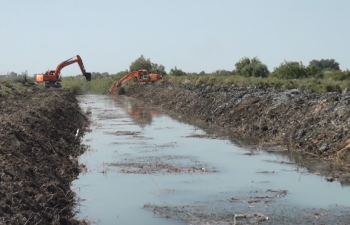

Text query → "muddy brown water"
[73,95,350,224]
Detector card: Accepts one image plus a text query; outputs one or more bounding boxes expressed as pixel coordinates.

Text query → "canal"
[73,95,350,224]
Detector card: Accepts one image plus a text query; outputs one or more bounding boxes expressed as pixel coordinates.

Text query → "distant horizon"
[1,0,349,76]
[0,56,347,77]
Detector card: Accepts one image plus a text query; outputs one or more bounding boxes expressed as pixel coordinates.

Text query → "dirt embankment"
[0,82,89,224]
[126,82,350,161]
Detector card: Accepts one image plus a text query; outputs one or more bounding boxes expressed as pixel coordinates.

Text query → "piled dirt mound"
[126,82,350,161]
[0,81,89,224]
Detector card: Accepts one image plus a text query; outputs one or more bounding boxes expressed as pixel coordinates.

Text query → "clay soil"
[0,81,89,225]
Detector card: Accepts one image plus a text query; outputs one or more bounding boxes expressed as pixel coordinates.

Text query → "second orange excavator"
[107,69,162,94]
[36,55,91,88]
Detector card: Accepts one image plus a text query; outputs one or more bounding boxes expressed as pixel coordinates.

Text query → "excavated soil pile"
[126,82,350,161]
[0,81,89,224]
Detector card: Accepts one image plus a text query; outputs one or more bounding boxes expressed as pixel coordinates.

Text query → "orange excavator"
[36,55,91,88]
[107,69,162,94]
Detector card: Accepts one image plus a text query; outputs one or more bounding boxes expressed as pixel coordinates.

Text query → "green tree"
[129,55,167,75]
[151,63,167,75]
[309,59,340,71]
[271,61,323,79]
[8,71,18,77]
[271,61,307,79]
[92,72,102,79]
[235,57,251,76]
[20,70,28,76]
[169,66,186,76]
[20,70,28,82]
[129,55,152,72]
[306,64,324,78]
[235,57,269,77]
[213,70,233,76]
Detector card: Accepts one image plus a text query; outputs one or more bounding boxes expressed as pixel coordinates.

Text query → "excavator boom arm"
[108,71,138,94]
[54,55,91,81]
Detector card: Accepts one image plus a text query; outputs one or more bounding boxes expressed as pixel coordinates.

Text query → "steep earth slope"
[0,81,89,224]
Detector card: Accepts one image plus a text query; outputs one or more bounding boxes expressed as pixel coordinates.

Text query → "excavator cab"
[138,70,149,80]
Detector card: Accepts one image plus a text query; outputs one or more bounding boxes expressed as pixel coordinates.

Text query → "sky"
[0,0,349,76]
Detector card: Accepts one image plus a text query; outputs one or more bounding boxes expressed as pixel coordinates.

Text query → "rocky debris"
[0,82,89,224]
[126,82,350,161]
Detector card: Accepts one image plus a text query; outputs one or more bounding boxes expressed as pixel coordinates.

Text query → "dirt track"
[0,81,89,224]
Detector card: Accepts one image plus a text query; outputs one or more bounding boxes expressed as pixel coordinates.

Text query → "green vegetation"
[169,66,187,76]
[61,70,132,95]
[129,55,167,75]
[309,59,340,71]
[162,73,349,93]
[270,61,323,79]
[0,73,36,84]
[235,57,269,78]
[0,74,39,96]
[48,55,350,94]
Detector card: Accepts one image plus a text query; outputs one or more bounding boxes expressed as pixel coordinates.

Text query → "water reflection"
[270,150,350,187]
[110,95,158,127]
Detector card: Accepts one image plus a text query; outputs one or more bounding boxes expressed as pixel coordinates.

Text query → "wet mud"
[0,82,89,224]
[144,194,350,225]
[107,154,218,174]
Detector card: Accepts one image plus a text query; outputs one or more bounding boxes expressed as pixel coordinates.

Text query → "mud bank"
[0,82,89,224]
[126,82,350,162]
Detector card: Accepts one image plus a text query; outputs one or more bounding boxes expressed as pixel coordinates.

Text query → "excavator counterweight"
[36,55,91,88]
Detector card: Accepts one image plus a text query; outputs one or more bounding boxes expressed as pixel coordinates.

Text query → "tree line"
[60,54,348,82]
[103,55,347,81]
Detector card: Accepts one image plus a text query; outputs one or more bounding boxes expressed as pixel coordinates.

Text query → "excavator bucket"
[85,72,92,81]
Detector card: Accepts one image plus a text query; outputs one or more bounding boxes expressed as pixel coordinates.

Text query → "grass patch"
[61,72,133,95]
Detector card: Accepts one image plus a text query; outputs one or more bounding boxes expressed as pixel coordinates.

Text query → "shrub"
[129,55,167,75]
[324,70,350,81]
[169,66,186,76]
[235,57,269,78]
[309,59,340,71]
[271,61,307,79]
[212,70,234,76]
[306,65,324,78]
[271,61,323,79]
[251,63,270,77]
